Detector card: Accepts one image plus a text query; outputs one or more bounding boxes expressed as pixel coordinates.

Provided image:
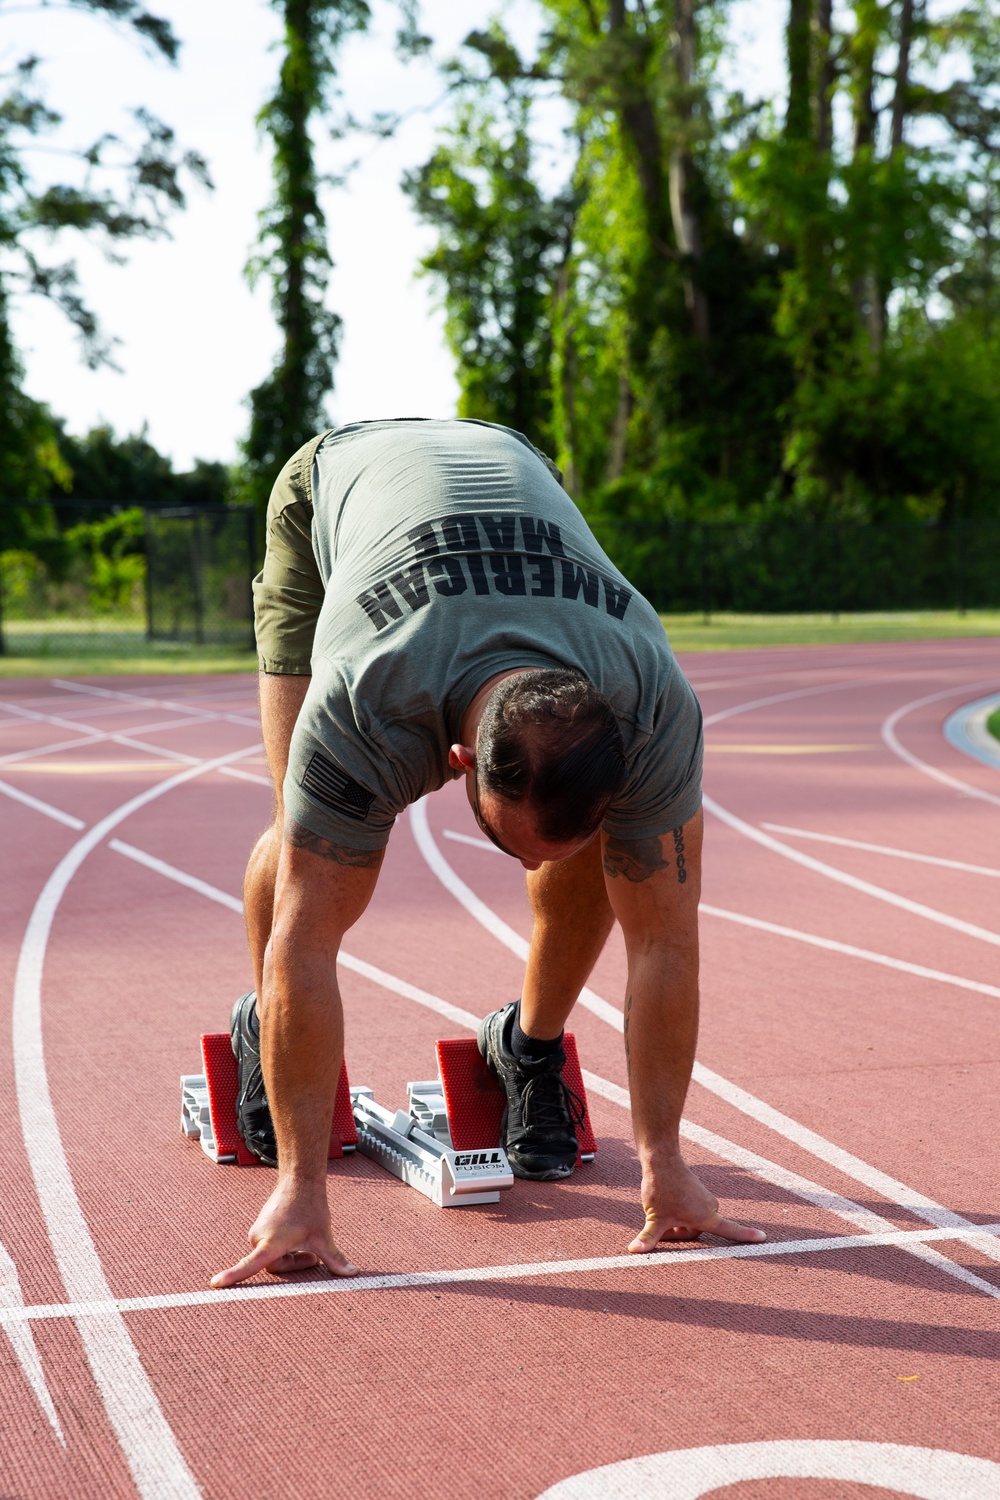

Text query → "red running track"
[0,641,999,1499]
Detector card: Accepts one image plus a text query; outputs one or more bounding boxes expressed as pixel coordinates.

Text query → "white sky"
[3,0,785,471]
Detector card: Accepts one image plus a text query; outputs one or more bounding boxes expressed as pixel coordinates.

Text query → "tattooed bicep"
[603,826,692,885]
[285,819,384,868]
[602,834,671,883]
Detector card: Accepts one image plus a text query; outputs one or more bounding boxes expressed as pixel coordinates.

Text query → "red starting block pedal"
[180,1032,357,1165]
[435,1033,596,1163]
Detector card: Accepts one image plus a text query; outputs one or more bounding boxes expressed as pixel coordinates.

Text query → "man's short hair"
[476,669,628,844]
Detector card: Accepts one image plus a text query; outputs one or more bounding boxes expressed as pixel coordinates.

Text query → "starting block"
[181,1032,357,1164]
[435,1032,596,1164]
[180,1027,596,1211]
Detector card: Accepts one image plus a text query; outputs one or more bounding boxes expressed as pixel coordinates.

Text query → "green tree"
[410,0,1000,550]
[734,0,1000,515]
[55,424,229,512]
[241,0,370,512]
[403,86,574,453]
[0,3,211,502]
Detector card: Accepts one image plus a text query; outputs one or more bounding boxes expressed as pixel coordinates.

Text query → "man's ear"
[448,743,475,772]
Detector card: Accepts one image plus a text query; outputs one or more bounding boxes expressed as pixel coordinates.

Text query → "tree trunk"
[668,0,710,342]
[890,0,915,152]
[606,368,633,482]
[813,0,834,152]
[786,0,813,141]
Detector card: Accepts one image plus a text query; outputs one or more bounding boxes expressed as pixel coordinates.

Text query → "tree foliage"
[0,0,211,502]
[241,0,370,509]
[403,89,574,450]
[408,0,1000,588]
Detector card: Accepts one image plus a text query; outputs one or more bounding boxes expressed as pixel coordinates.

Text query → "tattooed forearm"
[285,820,384,868]
[672,825,687,884]
[603,834,670,883]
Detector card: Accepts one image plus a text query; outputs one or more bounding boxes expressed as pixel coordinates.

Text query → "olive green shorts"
[252,431,332,675]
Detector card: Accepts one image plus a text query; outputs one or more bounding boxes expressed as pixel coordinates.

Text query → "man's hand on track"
[628,1156,767,1253]
[211,1179,358,1288]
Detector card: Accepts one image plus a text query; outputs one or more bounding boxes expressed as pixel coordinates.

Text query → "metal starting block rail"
[351,1087,513,1207]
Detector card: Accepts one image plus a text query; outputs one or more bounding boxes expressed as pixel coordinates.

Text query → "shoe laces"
[519,1066,586,1135]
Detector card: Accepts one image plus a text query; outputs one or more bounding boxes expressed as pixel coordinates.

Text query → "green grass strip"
[661,610,1000,651]
[2,609,1000,678]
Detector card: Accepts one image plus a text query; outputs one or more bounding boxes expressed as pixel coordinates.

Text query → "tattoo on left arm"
[603,834,670,883]
[671,825,687,884]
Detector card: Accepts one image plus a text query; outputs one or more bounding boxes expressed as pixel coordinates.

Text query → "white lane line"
[0,779,85,829]
[411,800,624,1031]
[443,828,504,853]
[109,737,269,788]
[3,1223,1000,1327]
[104,840,1000,1302]
[110,842,246,913]
[0,1239,63,1440]
[578,1067,1000,1298]
[700,904,1000,1000]
[881,680,1000,810]
[51,678,259,728]
[703,793,1000,949]
[0,719,210,770]
[13,744,261,1499]
[409,796,1000,1275]
[0,731,105,766]
[441,826,1000,997]
[760,824,1000,879]
[701,677,871,729]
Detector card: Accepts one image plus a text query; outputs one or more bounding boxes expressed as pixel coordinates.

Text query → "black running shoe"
[230,991,277,1166]
[477,1002,584,1180]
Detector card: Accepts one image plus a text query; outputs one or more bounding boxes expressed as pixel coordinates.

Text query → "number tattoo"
[672,825,687,884]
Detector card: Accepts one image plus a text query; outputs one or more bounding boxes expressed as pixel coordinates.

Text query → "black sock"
[511,1001,564,1062]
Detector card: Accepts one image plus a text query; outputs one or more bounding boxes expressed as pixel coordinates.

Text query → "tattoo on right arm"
[285,820,384,868]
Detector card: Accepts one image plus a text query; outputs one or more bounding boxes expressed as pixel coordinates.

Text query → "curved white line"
[535,1440,1000,1500]
[104,839,1000,1304]
[13,741,260,1498]
[702,677,868,728]
[410,799,623,1030]
[703,793,1000,948]
[409,796,1000,1271]
[881,679,1000,809]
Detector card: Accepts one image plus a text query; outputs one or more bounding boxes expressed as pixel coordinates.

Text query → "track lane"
[1,653,999,1498]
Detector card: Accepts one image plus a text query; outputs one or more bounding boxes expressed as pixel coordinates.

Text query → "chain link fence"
[0,499,256,657]
[617,519,1000,617]
[2,501,997,657]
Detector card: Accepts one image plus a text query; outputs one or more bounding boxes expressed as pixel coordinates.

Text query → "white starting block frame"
[180,1074,230,1163]
[179,1066,513,1208]
[351,1084,513,1208]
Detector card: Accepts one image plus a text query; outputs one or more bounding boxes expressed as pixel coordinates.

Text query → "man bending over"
[212,418,764,1288]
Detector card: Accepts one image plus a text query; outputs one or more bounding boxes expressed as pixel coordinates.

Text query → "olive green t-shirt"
[285,418,702,851]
